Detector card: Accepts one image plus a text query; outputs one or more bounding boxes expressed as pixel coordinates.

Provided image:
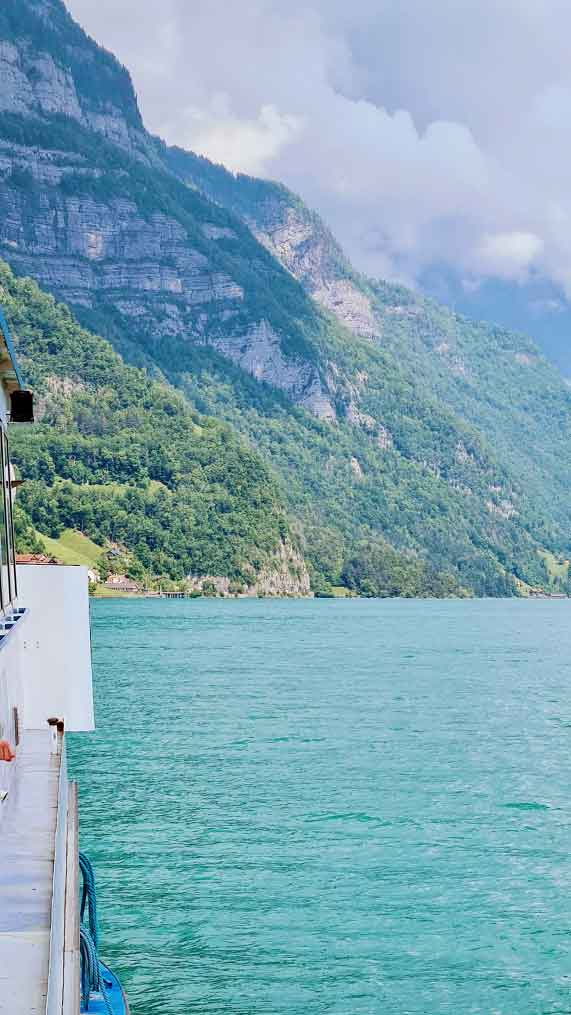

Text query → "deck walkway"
[0,730,61,1014]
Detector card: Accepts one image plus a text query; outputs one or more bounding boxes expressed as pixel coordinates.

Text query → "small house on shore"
[104,574,139,593]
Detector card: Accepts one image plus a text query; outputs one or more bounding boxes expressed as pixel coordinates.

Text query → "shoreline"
[89,591,571,602]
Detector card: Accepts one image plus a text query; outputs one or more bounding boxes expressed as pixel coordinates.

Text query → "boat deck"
[0,730,61,1014]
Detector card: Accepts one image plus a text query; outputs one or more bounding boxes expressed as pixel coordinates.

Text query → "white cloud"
[63,0,571,295]
[475,232,544,281]
[176,102,304,176]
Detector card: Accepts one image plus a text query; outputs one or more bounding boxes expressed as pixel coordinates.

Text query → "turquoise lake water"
[69,598,571,1014]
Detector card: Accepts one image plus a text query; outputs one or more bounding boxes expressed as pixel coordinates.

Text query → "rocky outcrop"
[0,41,82,119]
[209,320,335,419]
[313,279,378,340]
[249,202,379,340]
[350,456,364,480]
[187,540,312,597]
[0,36,153,163]
[0,147,332,417]
[486,499,517,520]
[253,540,312,596]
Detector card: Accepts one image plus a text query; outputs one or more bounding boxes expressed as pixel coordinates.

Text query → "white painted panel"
[0,632,23,807]
[17,565,95,732]
[0,386,9,424]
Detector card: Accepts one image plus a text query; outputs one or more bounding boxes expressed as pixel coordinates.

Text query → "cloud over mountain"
[65,0,571,295]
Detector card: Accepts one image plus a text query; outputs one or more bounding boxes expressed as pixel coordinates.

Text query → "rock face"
[0,0,335,420]
[249,201,379,341]
[210,320,335,419]
[1,187,241,305]
[253,541,312,597]
[0,41,81,119]
[187,541,311,597]
[0,20,151,161]
[0,169,334,415]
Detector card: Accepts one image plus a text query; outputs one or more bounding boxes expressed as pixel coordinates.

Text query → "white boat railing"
[0,608,27,819]
[46,734,80,1015]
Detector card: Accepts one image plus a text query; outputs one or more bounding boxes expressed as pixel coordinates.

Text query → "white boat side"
[0,569,94,1015]
[0,310,94,1014]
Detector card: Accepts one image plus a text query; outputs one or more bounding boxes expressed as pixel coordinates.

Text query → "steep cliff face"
[1,0,571,596]
[187,541,311,597]
[0,145,334,418]
[165,148,379,342]
[0,0,149,157]
[245,197,378,341]
[0,0,335,418]
[0,39,140,154]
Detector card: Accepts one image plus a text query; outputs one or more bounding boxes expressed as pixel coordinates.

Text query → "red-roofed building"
[15,553,59,565]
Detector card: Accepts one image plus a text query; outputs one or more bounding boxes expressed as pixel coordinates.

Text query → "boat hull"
[81,962,129,1015]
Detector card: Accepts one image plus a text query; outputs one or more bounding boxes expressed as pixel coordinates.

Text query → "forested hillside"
[167,148,571,563]
[0,0,570,596]
[165,146,571,532]
[1,261,300,588]
[3,263,471,597]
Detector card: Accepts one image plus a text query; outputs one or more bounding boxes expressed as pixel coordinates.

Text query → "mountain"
[1,0,571,596]
[420,269,571,379]
[165,151,571,557]
[2,260,309,593]
[166,132,571,383]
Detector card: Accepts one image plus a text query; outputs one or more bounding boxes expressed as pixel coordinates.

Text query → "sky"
[64,0,571,296]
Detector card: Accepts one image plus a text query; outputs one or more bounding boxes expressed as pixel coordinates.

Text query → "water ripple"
[69,598,571,1014]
